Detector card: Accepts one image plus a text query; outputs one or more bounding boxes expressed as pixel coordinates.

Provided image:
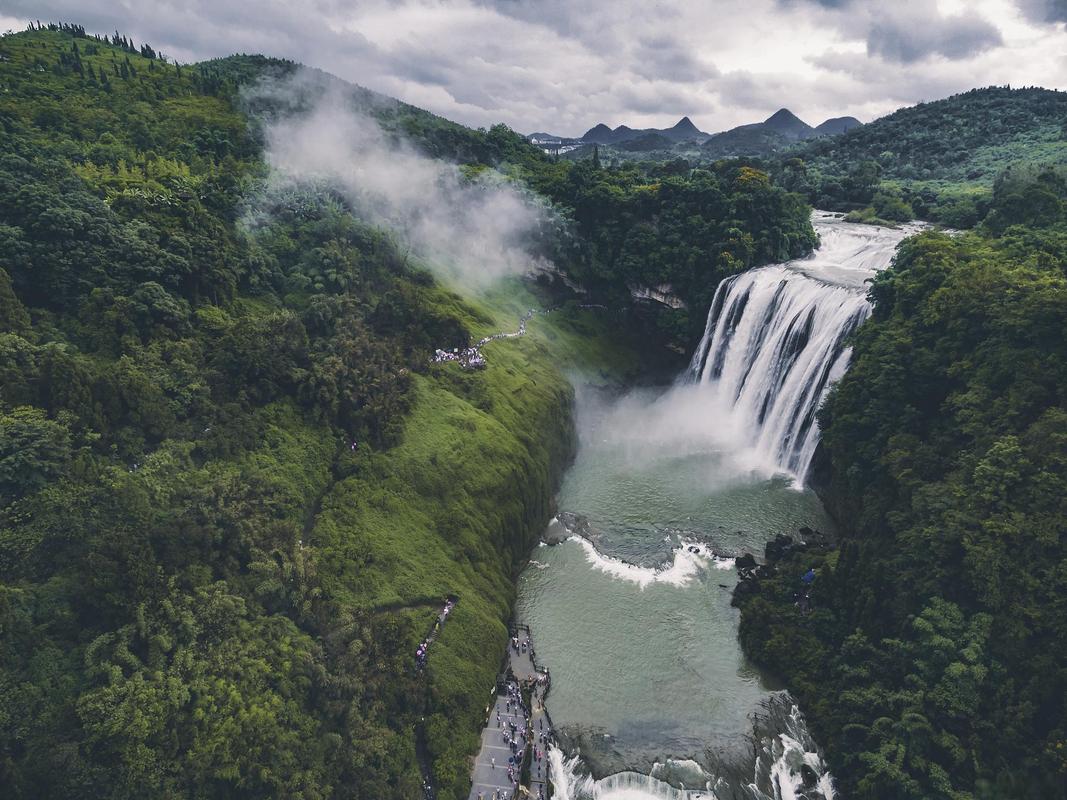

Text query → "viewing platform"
[468,623,555,800]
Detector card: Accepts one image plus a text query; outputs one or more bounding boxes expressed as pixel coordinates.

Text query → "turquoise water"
[516,382,833,772]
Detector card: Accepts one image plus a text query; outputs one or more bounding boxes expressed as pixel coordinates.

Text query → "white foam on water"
[749,704,836,800]
[548,702,835,800]
[572,537,716,589]
[549,746,717,800]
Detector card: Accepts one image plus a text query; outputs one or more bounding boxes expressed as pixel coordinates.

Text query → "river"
[515,212,922,799]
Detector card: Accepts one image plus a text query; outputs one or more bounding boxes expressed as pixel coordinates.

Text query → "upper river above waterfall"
[516,213,923,799]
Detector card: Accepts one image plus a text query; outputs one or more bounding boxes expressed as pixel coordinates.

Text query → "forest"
[0,23,815,799]
[6,17,1067,800]
[773,86,1067,228]
[736,159,1067,798]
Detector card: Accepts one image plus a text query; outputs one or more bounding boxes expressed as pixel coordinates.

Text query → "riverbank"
[317,284,670,799]
[467,624,556,800]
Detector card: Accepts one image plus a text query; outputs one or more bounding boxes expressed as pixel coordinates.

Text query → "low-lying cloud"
[244,71,556,289]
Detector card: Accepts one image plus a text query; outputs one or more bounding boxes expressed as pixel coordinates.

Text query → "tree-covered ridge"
[735,193,1067,798]
[777,86,1067,226]
[0,24,578,799]
[0,22,823,800]
[523,158,817,344]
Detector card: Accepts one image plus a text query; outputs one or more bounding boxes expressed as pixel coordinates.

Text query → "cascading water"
[516,212,926,800]
[688,212,923,482]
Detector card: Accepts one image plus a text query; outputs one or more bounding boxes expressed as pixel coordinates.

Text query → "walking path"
[432,309,537,370]
[468,624,556,800]
[432,305,609,371]
[412,596,459,800]
[416,596,457,671]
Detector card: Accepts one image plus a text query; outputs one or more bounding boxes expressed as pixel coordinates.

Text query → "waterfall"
[548,746,718,799]
[548,700,835,800]
[687,212,921,482]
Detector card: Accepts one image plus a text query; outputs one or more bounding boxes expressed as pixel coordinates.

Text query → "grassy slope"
[0,26,651,798]
[310,287,644,796]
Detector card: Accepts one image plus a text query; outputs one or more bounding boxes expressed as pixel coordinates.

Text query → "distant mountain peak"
[580,117,709,145]
[814,116,863,135]
[671,116,700,133]
[762,108,816,140]
[766,107,801,122]
[581,122,615,143]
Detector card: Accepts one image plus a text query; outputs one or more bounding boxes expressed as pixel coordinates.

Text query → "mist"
[571,380,787,488]
[241,69,559,289]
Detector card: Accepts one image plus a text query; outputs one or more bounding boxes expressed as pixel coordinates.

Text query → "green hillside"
[778,86,1067,224]
[736,134,1067,799]
[0,23,590,799]
[0,22,817,800]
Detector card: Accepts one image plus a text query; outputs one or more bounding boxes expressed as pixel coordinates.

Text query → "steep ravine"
[514,213,922,799]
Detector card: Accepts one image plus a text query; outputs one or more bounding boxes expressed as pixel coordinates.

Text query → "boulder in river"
[765,533,801,563]
[735,553,758,574]
[542,516,570,545]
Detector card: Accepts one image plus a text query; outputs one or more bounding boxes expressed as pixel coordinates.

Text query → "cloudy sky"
[1,0,1065,135]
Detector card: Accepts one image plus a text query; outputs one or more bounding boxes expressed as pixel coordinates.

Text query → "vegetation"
[736,167,1067,799]
[0,20,820,799]
[777,87,1067,226]
[521,158,817,345]
[0,23,587,799]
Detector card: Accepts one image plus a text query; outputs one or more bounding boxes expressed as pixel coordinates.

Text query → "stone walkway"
[468,625,555,800]
[469,689,527,800]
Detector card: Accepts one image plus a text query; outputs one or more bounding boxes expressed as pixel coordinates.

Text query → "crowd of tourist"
[471,624,559,800]
[431,305,614,373]
[415,597,457,670]
[430,310,537,371]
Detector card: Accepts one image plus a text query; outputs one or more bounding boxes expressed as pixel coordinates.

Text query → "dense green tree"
[737,218,1067,799]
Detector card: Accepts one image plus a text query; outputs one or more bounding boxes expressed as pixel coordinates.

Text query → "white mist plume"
[245,70,557,288]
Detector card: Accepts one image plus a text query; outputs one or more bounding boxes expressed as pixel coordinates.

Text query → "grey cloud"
[778,0,855,7]
[632,34,718,83]
[1016,0,1067,23]
[3,0,1064,138]
[778,0,1005,64]
[866,9,1003,63]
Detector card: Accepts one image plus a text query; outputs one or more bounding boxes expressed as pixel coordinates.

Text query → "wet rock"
[556,511,592,540]
[735,553,758,574]
[542,516,570,545]
[731,578,761,607]
[765,534,799,563]
[798,525,832,549]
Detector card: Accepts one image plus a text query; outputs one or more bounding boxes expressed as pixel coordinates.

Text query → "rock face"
[765,533,800,562]
[629,283,687,309]
[542,516,571,545]
[731,530,830,608]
